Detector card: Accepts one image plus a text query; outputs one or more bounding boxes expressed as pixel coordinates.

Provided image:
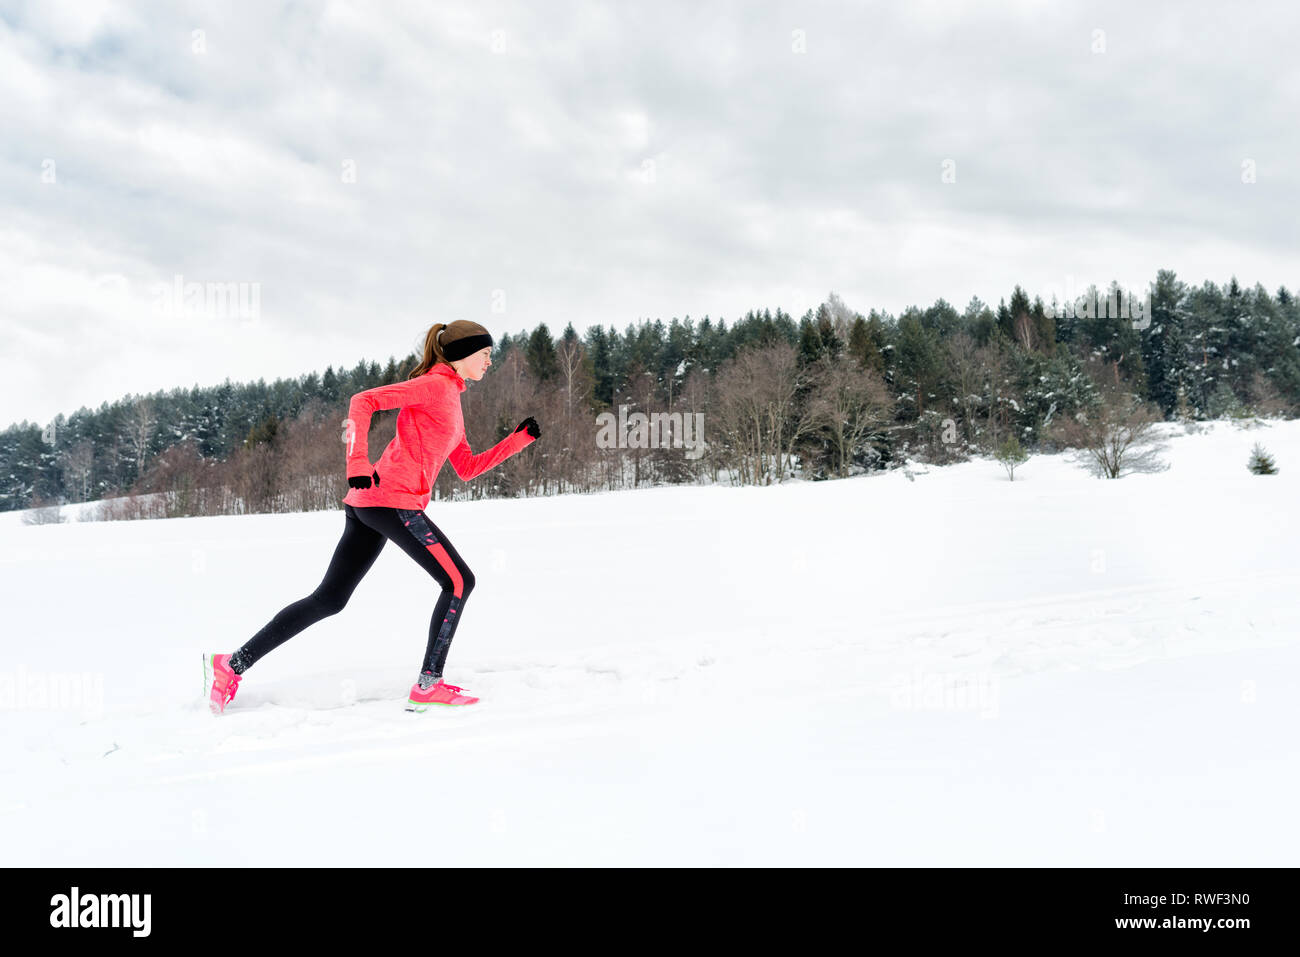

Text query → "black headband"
[441,332,493,362]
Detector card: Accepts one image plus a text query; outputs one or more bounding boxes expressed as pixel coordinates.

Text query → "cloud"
[1,0,1297,424]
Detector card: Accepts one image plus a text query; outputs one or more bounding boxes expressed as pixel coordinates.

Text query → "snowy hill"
[2,419,1298,865]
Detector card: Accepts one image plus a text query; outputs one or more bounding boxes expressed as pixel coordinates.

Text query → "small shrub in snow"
[994,436,1028,481]
[20,498,65,525]
[1247,443,1278,475]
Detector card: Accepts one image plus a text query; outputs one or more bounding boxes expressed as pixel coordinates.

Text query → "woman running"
[202,320,540,715]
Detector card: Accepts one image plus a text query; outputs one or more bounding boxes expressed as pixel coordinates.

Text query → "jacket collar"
[430,362,466,392]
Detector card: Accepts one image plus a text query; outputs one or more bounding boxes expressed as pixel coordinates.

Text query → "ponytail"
[407,323,449,379]
[407,320,492,379]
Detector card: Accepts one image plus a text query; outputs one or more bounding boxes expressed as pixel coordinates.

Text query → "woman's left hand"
[348,469,381,489]
[514,416,541,439]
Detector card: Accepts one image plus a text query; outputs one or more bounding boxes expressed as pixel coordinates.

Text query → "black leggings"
[231,505,476,679]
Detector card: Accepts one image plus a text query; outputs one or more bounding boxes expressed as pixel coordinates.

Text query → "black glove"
[348,469,380,490]
[514,416,541,439]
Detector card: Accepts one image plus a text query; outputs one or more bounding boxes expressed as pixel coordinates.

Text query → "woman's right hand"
[514,416,541,439]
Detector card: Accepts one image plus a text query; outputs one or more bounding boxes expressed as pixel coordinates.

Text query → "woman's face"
[454,347,492,381]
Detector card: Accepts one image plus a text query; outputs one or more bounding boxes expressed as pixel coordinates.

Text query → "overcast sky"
[2,0,1297,426]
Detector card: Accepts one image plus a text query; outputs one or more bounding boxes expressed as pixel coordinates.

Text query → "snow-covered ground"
[2,419,1297,865]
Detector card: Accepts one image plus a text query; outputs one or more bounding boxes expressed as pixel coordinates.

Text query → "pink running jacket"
[341,363,535,510]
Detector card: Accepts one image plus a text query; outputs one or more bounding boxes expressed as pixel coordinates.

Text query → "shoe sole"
[406,699,478,711]
[203,653,215,714]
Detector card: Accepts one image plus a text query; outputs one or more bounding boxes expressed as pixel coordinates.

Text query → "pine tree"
[922,298,960,338]
[1221,277,1257,398]
[1031,296,1056,356]
[1206,381,1244,419]
[321,366,340,401]
[1015,349,1096,446]
[1268,287,1300,409]
[1142,270,1191,418]
[1081,280,1145,389]
[583,325,616,406]
[894,313,943,417]
[994,435,1028,480]
[244,414,280,449]
[814,303,843,357]
[665,317,695,391]
[692,316,720,373]
[847,313,888,373]
[526,324,558,381]
[798,314,826,365]
[1185,280,1226,412]
[999,287,1032,345]
[964,296,998,346]
[1247,442,1278,474]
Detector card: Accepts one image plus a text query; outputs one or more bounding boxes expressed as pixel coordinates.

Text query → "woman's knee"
[311,589,350,616]
[441,565,474,598]
[441,566,473,598]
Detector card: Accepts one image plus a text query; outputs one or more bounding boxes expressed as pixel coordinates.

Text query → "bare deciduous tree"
[553,335,595,493]
[1246,371,1294,419]
[122,397,158,479]
[1013,311,1037,352]
[944,331,982,445]
[714,342,813,484]
[556,335,588,419]
[809,354,892,477]
[272,399,345,512]
[60,440,95,501]
[974,340,1014,448]
[1050,376,1170,479]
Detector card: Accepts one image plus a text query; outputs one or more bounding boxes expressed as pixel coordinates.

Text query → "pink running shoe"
[406,673,479,711]
[203,653,242,715]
